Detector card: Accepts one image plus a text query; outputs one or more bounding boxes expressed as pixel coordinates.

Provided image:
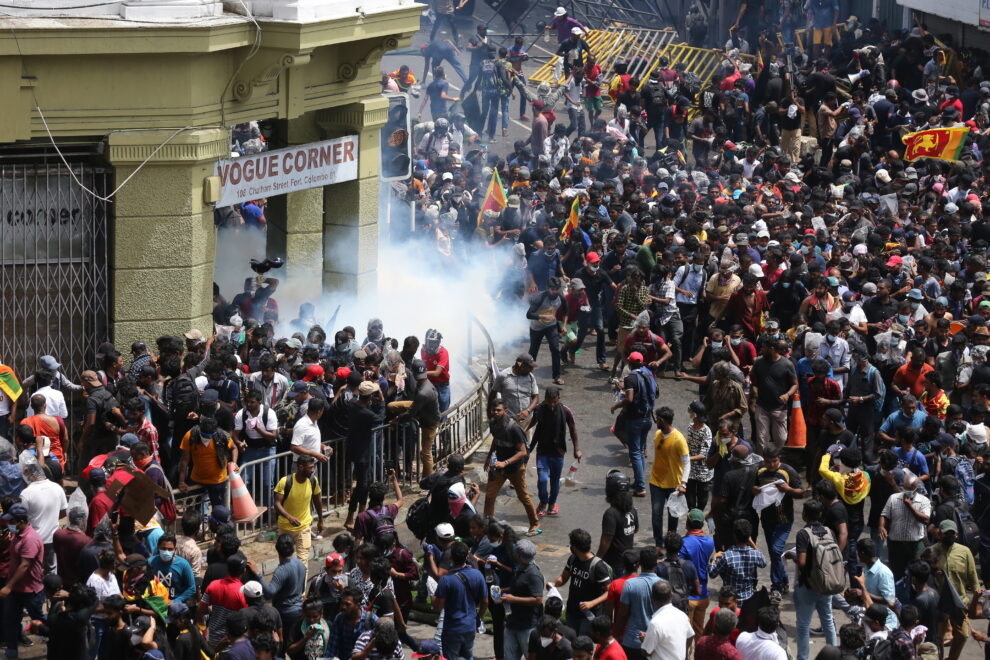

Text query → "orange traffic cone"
[786,393,807,448]
[228,464,263,522]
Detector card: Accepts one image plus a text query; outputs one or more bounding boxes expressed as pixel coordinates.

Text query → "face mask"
[693,264,703,272]
[160,550,175,563]
[826,334,837,343]
[897,315,910,325]
[711,341,723,348]
[588,265,599,273]
[719,434,732,445]
[7,525,16,534]
[540,637,554,648]
[199,433,215,447]
[730,338,742,346]
[545,250,554,257]
[781,282,791,288]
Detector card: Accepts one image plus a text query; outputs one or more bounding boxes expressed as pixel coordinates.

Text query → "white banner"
[214,135,359,207]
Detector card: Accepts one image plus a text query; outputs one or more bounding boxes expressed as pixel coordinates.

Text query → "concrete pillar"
[266,112,326,285]
[108,127,228,350]
[317,97,388,297]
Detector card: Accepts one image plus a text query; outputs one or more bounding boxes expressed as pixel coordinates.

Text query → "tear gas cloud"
[214,219,529,399]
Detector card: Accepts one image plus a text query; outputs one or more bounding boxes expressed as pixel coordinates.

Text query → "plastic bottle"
[564,460,581,487]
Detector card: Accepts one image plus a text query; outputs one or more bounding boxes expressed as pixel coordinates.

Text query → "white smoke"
[214,196,529,400]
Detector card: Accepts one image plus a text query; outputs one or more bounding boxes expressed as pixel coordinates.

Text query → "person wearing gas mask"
[418,116,453,160]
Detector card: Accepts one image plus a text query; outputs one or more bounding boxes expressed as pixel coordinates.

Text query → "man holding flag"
[902,125,971,162]
[0,361,21,439]
[476,167,508,231]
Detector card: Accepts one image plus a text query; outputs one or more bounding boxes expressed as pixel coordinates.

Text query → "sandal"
[553,378,564,385]
[526,528,543,537]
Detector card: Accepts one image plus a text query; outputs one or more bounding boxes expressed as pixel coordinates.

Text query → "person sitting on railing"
[176,416,239,507]
[387,360,441,479]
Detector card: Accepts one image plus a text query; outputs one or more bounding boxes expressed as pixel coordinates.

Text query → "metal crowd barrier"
[173,315,497,541]
[529,28,678,86]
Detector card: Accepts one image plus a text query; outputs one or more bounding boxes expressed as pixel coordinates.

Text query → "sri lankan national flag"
[902,126,969,162]
[476,169,508,226]
[0,366,21,401]
[560,195,581,240]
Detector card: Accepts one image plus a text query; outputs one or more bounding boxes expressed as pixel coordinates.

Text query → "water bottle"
[564,460,581,487]
[490,454,498,472]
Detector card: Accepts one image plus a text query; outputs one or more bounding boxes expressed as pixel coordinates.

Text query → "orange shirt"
[893,362,934,398]
[22,415,64,461]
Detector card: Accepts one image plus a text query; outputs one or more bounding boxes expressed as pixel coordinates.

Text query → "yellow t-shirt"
[650,428,689,489]
[179,430,234,485]
[275,475,321,532]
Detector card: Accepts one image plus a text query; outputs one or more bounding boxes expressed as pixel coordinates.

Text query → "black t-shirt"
[564,555,611,609]
[601,505,639,573]
[755,464,802,525]
[752,356,796,411]
[718,465,758,516]
[823,501,848,544]
[367,586,397,618]
[863,296,898,325]
[821,429,856,451]
[527,630,574,660]
[795,523,833,587]
[491,420,528,473]
[507,562,545,629]
[245,604,282,634]
[931,498,958,530]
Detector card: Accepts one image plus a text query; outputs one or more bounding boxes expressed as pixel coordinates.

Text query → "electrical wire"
[218,0,262,132]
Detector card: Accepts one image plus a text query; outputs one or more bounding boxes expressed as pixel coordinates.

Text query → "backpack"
[367,507,397,543]
[169,373,200,422]
[805,525,846,595]
[281,474,316,505]
[237,405,274,447]
[479,59,500,94]
[647,84,667,112]
[681,72,703,101]
[663,558,690,612]
[631,367,657,417]
[866,637,893,660]
[405,496,431,540]
[952,505,982,555]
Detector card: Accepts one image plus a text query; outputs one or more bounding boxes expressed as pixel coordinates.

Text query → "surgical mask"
[781,282,791,288]
[719,434,732,445]
[730,338,742,346]
[540,637,554,648]
[897,314,910,325]
[826,334,837,343]
[6,525,16,534]
[199,432,215,446]
[160,550,175,563]
[545,249,554,256]
[693,264,703,272]
[711,341,723,348]
[588,265,599,273]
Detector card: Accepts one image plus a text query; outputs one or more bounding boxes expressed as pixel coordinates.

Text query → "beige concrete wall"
[108,128,229,350]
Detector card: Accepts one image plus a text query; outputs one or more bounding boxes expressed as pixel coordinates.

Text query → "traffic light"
[380,93,411,181]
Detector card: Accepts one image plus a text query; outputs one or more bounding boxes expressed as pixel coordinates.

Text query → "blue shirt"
[147,554,196,603]
[880,409,928,436]
[864,559,899,630]
[260,557,307,615]
[709,546,766,602]
[674,265,706,305]
[619,572,662,648]
[329,611,377,660]
[804,0,839,28]
[527,250,561,291]
[435,566,487,634]
[893,446,930,476]
[680,533,716,599]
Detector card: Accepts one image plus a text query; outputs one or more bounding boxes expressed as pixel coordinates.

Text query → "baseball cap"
[358,381,380,396]
[303,364,324,382]
[200,389,220,404]
[335,367,352,380]
[290,380,309,394]
[687,509,705,524]
[119,433,140,448]
[167,601,190,622]
[240,581,264,599]
[939,519,958,533]
[586,252,601,264]
[435,523,455,540]
[886,255,903,268]
[627,351,644,364]
[325,553,344,569]
[80,370,102,388]
[119,553,147,570]
[184,329,204,342]
[842,291,857,303]
[39,355,60,370]
[1,503,27,522]
[285,337,303,349]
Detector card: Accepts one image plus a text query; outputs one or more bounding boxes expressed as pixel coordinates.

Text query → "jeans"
[536,455,565,507]
[659,315,683,373]
[481,93,509,138]
[574,305,606,365]
[441,628,476,660]
[529,325,561,379]
[762,520,793,589]
[870,526,888,563]
[437,54,468,83]
[436,384,451,415]
[503,626,533,660]
[4,590,44,658]
[240,446,275,507]
[430,12,460,44]
[677,303,699,364]
[686,479,711,512]
[625,415,653,493]
[650,485,679,546]
[648,119,664,151]
[793,584,836,660]
[194,480,228,507]
[566,106,586,137]
[566,605,594,637]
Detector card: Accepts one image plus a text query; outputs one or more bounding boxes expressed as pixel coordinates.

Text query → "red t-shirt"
[623,330,667,365]
[606,575,634,636]
[707,607,742,644]
[893,362,934,399]
[8,525,44,593]
[87,491,115,536]
[731,340,757,370]
[595,639,628,660]
[204,575,247,610]
[422,347,451,385]
[695,635,742,660]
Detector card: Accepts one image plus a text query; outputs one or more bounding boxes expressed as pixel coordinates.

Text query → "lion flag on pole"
[0,365,21,402]
[477,168,508,225]
[902,126,969,162]
[560,195,581,240]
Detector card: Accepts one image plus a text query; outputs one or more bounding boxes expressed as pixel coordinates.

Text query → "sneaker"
[549,504,560,515]
[810,627,824,636]
[536,503,547,517]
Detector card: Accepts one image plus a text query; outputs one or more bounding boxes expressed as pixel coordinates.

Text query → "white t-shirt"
[20,478,68,543]
[735,630,787,660]
[233,407,278,442]
[829,304,867,327]
[86,571,120,618]
[290,414,321,461]
[641,603,694,660]
[24,386,68,419]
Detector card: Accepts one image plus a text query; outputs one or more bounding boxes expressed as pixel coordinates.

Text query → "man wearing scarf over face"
[447,481,478,538]
[527,386,581,517]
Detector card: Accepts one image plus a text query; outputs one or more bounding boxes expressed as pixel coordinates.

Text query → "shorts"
[812,27,834,46]
[583,97,603,113]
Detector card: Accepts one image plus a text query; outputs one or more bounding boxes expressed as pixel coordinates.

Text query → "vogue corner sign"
[214,135,359,207]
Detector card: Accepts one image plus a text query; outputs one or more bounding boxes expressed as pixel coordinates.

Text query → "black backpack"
[647,84,667,111]
[406,496,431,540]
[663,558,690,612]
[953,505,982,555]
[367,507,397,543]
[865,637,892,660]
[170,373,200,421]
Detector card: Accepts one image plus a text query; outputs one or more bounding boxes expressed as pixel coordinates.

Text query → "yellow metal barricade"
[529,28,674,86]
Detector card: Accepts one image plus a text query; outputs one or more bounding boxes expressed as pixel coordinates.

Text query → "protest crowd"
[5,2,990,660]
